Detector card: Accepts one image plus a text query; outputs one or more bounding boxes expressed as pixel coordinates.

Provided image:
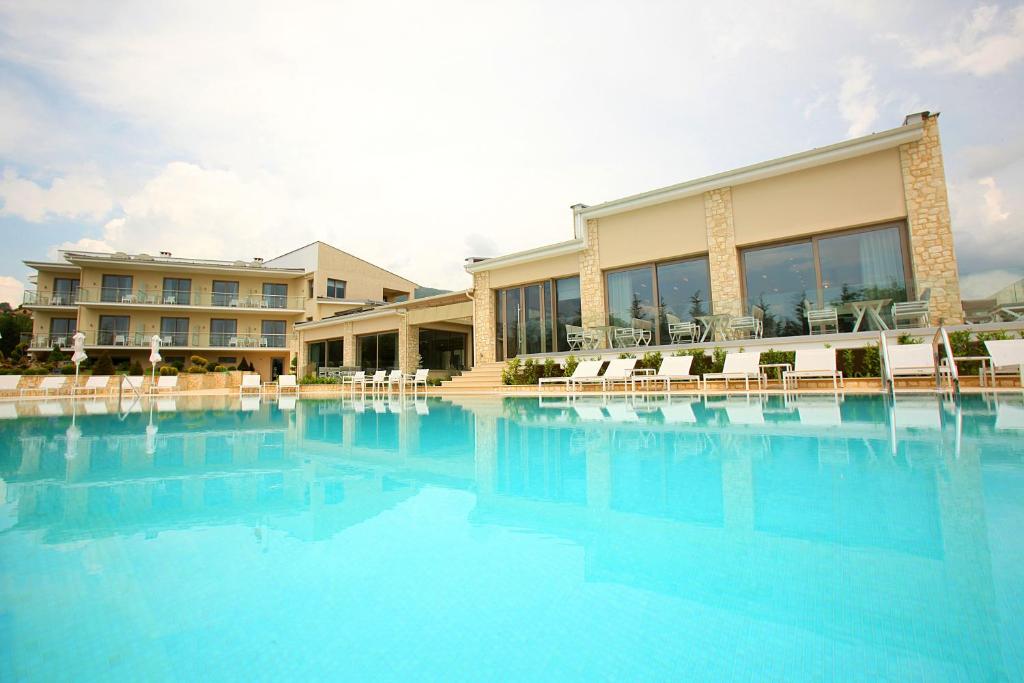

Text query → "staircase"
[438,361,506,392]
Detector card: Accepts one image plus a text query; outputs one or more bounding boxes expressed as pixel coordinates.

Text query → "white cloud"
[892,4,1024,76]
[978,176,1010,222]
[838,56,879,137]
[0,169,113,222]
[959,268,1023,299]
[0,275,24,307]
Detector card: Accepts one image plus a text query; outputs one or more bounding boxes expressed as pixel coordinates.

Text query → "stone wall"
[899,113,963,324]
[472,271,494,365]
[703,187,744,316]
[579,219,607,331]
[398,320,420,373]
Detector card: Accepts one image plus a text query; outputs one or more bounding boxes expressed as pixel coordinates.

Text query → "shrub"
[563,355,579,377]
[160,366,179,376]
[501,358,520,385]
[24,366,49,375]
[190,355,208,367]
[172,360,185,371]
[92,353,115,375]
[115,361,130,372]
[226,365,237,371]
[299,374,339,385]
[187,366,207,374]
[60,364,77,375]
[214,365,228,372]
[897,334,922,345]
[759,348,795,381]
[129,360,144,375]
[205,360,218,372]
[49,345,67,363]
[639,351,662,371]
[542,358,559,379]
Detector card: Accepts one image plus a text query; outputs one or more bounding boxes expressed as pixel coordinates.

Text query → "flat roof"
[60,250,306,277]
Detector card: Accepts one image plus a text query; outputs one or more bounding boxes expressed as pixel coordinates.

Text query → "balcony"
[25,332,293,351]
[22,290,78,308]
[74,287,306,311]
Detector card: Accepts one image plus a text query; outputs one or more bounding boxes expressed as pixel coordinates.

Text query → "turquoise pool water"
[1,393,1022,681]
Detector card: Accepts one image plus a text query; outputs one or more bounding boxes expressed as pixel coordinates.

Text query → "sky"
[0,1,1022,304]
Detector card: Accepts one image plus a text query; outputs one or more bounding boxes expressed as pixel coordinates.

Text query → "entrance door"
[524,284,543,355]
[271,357,284,380]
[504,288,521,358]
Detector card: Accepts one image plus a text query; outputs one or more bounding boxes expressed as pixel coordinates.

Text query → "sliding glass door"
[605,256,712,345]
[495,277,579,359]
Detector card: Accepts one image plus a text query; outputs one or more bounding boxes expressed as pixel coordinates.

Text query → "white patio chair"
[385,370,404,392]
[806,305,839,335]
[239,374,262,395]
[369,370,388,393]
[113,334,127,346]
[565,324,587,351]
[892,289,931,329]
[345,371,368,392]
[728,306,764,340]
[72,375,110,396]
[666,314,699,345]
[702,351,762,391]
[0,375,23,395]
[538,360,603,390]
[984,339,1024,388]
[783,349,844,391]
[634,355,701,392]
[278,396,297,410]
[228,337,239,347]
[277,374,299,395]
[405,369,429,393]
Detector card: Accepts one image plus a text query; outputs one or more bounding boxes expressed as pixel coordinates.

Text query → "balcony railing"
[22,290,78,306]
[74,288,305,310]
[25,331,293,350]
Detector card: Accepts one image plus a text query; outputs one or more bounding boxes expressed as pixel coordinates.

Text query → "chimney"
[159,251,172,257]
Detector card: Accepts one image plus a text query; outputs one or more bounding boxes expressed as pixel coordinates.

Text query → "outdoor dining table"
[836,298,892,332]
[695,314,732,342]
[586,325,620,349]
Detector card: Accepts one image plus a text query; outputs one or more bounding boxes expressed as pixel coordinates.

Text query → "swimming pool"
[1,393,1022,681]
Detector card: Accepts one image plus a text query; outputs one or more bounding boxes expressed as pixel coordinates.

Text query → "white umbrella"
[145,402,158,455]
[71,331,87,385]
[149,335,162,384]
[66,400,80,460]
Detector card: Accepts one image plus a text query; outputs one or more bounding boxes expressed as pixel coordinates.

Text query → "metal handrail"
[933,326,960,395]
[879,331,894,396]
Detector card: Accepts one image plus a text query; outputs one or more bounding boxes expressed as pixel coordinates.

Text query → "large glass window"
[605,258,712,345]
[326,339,344,366]
[326,278,346,299]
[101,275,133,303]
[212,281,240,307]
[162,278,191,305]
[741,223,911,336]
[419,329,467,371]
[262,283,288,308]
[160,317,189,346]
[52,278,79,305]
[261,320,287,347]
[49,318,77,345]
[358,331,398,370]
[607,267,655,329]
[554,276,581,352]
[98,315,130,345]
[210,319,238,346]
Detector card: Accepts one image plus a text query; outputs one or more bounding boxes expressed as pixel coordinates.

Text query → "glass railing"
[75,288,304,309]
[22,290,78,306]
[26,331,293,349]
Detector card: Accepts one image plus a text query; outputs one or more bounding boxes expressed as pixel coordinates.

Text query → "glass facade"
[212,281,240,307]
[49,318,77,343]
[554,276,582,353]
[495,276,580,359]
[742,223,911,336]
[605,257,711,345]
[261,320,287,347]
[162,278,191,305]
[98,315,130,345]
[101,275,133,303]
[419,328,467,371]
[262,283,288,308]
[210,319,237,346]
[160,317,190,346]
[52,278,79,305]
[358,332,398,370]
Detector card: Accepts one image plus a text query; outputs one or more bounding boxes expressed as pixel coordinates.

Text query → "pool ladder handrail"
[933,326,960,396]
[879,331,894,396]
[116,374,144,420]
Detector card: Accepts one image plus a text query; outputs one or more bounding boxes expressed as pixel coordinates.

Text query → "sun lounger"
[538,360,604,390]
[154,375,179,393]
[38,401,64,417]
[783,349,844,391]
[590,358,637,391]
[239,374,262,395]
[277,374,299,395]
[702,352,762,391]
[0,375,22,395]
[888,343,937,382]
[984,339,1024,387]
[72,375,110,396]
[634,355,700,392]
[23,376,68,397]
[122,376,145,394]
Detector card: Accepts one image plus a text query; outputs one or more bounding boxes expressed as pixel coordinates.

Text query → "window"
[52,278,80,305]
[606,267,655,330]
[307,279,314,298]
[357,331,397,370]
[101,275,133,303]
[210,319,238,346]
[98,315,130,345]
[495,276,580,359]
[741,223,911,336]
[326,339,344,366]
[605,257,712,346]
[307,341,325,369]
[262,283,288,308]
[162,278,191,305]
[160,317,190,346]
[49,318,77,345]
[419,329,467,371]
[326,278,346,299]
[554,276,581,352]
[212,281,240,307]
[261,320,287,347]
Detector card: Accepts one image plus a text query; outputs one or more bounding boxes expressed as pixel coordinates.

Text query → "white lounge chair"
[122,375,145,395]
[702,352,762,391]
[239,374,262,395]
[888,343,937,382]
[634,355,701,392]
[154,375,179,393]
[72,375,110,396]
[592,358,637,392]
[538,360,604,390]
[0,375,22,395]
[405,369,429,393]
[277,374,299,395]
[23,376,68,397]
[984,339,1024,388]
[783,349,844,391]
[278,396,297,410]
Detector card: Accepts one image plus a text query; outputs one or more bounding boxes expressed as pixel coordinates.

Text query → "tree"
[92,353,115,375]
[688,290,706,318]
[0,310,32,357]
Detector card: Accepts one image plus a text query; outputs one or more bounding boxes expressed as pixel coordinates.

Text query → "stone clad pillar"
[579,218,606,330]
[472,271,494,365]
[703,187,744,316]
[398,320,419,373]
[899,112,963,324]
